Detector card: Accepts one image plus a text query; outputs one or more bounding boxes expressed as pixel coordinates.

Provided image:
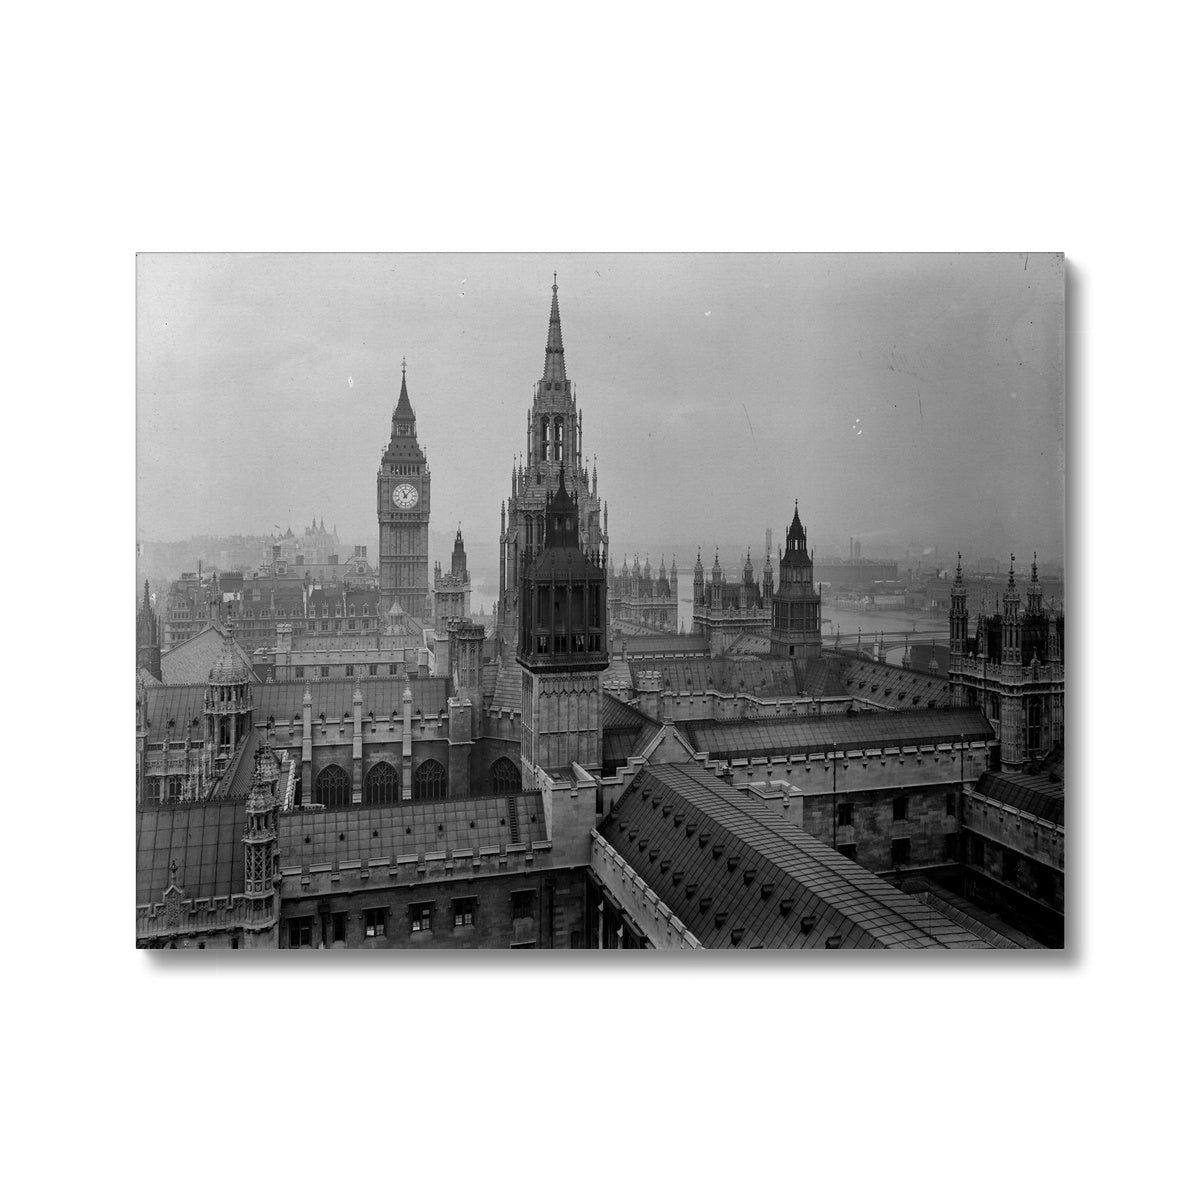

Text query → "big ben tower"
[378,360,431,620]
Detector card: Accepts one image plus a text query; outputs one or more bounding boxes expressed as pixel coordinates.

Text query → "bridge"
[822,628,949,667]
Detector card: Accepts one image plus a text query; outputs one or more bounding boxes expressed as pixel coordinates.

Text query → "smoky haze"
[137,252,1065,606]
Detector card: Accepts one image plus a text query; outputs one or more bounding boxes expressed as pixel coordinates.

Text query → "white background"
[7,3,1195,1198]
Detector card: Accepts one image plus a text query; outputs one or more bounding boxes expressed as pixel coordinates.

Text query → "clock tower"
[378,361,431,620]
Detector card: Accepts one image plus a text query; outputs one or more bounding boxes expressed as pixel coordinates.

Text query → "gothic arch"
[413,758,447,802]
[314,763,350,808]
[491,756,521,795]
[364,760,399,806]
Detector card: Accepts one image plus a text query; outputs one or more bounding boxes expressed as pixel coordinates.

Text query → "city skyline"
[137,253,1065,591]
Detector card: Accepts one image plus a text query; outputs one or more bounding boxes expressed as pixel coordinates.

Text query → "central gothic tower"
[498,279,608,657]
[378,361,431,620]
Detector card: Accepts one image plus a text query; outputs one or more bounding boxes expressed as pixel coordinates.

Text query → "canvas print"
[135,252,1065,950]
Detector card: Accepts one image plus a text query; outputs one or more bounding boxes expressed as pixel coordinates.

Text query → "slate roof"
[620,634,709,657]
[676,707,994,761]
[158,625,241,685]
[141,684,208,737]
[601,693,662,773]
[278,791,546,868]
[136,798,246,906]
[645,657,802,697]
[254,677,451,722]
[833,655,952,708]
[598,764,991,949]
[799,656,848,697]
[972,771,1064,827]
[487,659,524,711]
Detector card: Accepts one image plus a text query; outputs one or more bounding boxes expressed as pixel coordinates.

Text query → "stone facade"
[948,554,1064,770]
[498,282,608,658]
[377,362,432,620]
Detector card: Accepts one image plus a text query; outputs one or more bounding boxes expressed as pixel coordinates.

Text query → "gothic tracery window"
[413,758,447,801]
[364,760,399,806]
[491,756,521,795]
[315,764,351,807]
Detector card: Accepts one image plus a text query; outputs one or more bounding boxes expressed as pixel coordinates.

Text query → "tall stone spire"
[394,356,415,423]
[543,276,567,383]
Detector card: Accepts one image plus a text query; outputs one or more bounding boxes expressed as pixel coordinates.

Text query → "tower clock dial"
[392,483,418,509]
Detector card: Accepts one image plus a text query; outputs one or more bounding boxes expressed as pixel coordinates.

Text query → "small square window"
[369,664,378,676]
[287,918,312,948]
[891,837,911,868]
[837,803,853,827]
[320,666,330,678]
[837,843,857,861]
[511,890,535,921]
[409,904,433,933]
[945,792,956,817]
[892,797,907,822]
[345,665,354,677]
[389,664,398,676]
[364,907,388,937]
[453,897,477,928]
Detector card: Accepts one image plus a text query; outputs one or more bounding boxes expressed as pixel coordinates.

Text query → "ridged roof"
[600,764,992,949]
[677,707,994,760]
[973,771,1064,827]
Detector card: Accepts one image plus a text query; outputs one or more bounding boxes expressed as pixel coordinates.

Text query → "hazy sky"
[137,253,1064,599]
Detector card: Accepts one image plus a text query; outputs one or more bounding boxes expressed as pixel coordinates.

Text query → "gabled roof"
[599,764,991,949]
[601,693,663,773]
[160,624,257,685]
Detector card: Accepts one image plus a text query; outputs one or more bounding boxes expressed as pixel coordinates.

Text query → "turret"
[1026,552,1043,617]
[1002,553,1022,667]
[949,551,969,662]
[770,499,822,660]
[137,579,162,681]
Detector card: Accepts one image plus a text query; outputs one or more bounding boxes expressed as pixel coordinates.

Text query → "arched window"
[314,764,351,808]
[364,760,399,806]
[492,757,521,794]
[553,417,564,462]
[413,758,447,801]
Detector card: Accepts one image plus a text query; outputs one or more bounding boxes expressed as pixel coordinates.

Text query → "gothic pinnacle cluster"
[498,280,609,657]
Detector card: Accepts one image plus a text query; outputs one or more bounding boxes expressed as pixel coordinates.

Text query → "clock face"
[392,483,418,509]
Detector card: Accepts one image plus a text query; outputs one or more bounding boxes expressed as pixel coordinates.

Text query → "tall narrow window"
[413,759,447,801]
[314,764,351,807]
[364,760,399,805]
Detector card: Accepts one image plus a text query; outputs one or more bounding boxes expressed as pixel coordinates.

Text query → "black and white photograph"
[135,252,1065,951]
[12,8,1194,1198]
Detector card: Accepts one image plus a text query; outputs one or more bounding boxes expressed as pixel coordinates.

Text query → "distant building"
[163,568,384,652]
[948,554,1064,771]
[610,553,679,633]
[691,546,772,654]
[433,528,471,635]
